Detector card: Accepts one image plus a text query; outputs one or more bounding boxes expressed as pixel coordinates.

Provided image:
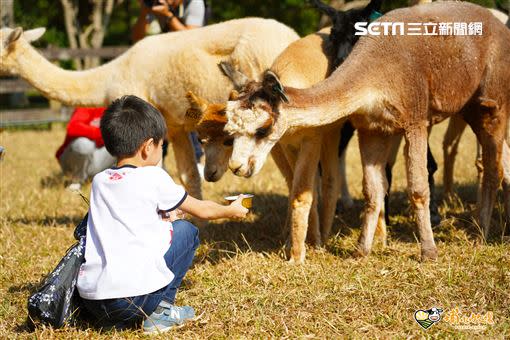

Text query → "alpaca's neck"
[14,41,119,106]
[280,70,377,128]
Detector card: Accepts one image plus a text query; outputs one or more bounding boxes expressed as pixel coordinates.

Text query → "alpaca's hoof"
[287,256,305,265]
[287,249,306,264]
[354,245,370,258]
[420,247,438,261]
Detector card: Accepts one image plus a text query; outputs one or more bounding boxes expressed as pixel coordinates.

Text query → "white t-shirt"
[77,165,187,300]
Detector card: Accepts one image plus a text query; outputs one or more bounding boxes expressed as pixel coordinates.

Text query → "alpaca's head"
[313,0,382,68]
[185,91,232,182]
[0,27,46,75]
[224,71,289,178]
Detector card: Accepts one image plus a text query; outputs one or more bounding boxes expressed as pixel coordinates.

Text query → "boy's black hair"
[100,95,167,158]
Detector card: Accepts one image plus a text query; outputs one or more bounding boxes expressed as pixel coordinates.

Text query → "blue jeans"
[81,220,200,329]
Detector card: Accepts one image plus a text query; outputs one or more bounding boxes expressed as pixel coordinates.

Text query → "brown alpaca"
[224,2,510,261]
[409,0,509,203]
[185,28,352,251]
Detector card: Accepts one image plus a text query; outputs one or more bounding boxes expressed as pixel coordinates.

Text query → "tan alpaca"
[0,18,299,200]
[224,2,510,262]
[185,28,354,250]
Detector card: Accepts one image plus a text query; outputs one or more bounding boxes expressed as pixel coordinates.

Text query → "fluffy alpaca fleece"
[224,2,510,262]
[0,18,299,199]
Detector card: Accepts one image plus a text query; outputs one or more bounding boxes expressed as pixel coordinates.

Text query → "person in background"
[132,0,206,39]
[56,107,116,191]
[132,0,207,178]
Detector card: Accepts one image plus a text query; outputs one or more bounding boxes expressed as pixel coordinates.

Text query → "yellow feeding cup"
[224,194,254,209]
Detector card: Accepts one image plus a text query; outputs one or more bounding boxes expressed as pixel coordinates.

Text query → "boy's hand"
[160,209,185,222]
[230,195,249,218]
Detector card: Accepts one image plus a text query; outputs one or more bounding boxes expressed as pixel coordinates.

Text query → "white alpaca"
[0,19,299,199]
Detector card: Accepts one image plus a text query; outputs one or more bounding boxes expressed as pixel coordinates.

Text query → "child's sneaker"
[143,300,195,334]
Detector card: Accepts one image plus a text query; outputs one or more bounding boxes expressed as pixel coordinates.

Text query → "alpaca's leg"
[475,141,483,207]
[443,115,467,196]
[427,145,440,226]
[287,138,321,264]
[319,128,341,244]
[280,147,298,243]
[270,143,296,243]
[272,143,322,244]
[404,126,438,260]
[337,122,355,208]
[307,175,322,247]
[472,123,504,238]
[502,142,510,226]
[462,95,507,238]
[169,129,202,200]
[271,143,293,191]
[356,131,391,256]
[383,135,403,226]
[338,147,353,208]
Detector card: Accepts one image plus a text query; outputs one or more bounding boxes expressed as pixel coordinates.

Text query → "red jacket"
[56,107,106,159]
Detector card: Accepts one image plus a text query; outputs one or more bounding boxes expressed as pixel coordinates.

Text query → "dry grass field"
[1,122,509,338]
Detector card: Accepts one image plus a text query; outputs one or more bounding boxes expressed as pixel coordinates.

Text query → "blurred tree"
[60,0,125,69]
[211,0,321,36]
[13,0,503,50]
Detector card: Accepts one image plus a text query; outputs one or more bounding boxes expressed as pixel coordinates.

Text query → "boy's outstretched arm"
[178,195,248,220]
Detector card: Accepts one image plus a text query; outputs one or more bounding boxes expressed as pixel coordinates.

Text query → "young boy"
[76,95,248,334]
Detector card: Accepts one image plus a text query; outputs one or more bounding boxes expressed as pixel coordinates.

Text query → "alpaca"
[324,2,510,227]
[0,18,299,200]
[442,9,509,198]
[223,2,510,262]
[185,27,343,248]
[408,0,510,203]
[184,0,384,258]
[314,0,442,227]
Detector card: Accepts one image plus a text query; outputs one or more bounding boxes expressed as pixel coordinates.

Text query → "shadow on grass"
[384,182,507,244]
[5,214,84,228]
[40,172,66,189]
[195,182,508,263]
[197,193,288,264]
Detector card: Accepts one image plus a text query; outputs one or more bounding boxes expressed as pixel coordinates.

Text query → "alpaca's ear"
[185,91,207,123]
[263,71,289,103]
[23,27,46,43]
[219,61,250,90]
[6,27,23,46]
[229,90,239,101]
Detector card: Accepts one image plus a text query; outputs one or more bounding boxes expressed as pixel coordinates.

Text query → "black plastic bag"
[27,214,87,328]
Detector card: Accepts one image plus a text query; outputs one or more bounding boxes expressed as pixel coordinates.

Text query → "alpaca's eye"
[255,127,269,139]
[223,138,234,146]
